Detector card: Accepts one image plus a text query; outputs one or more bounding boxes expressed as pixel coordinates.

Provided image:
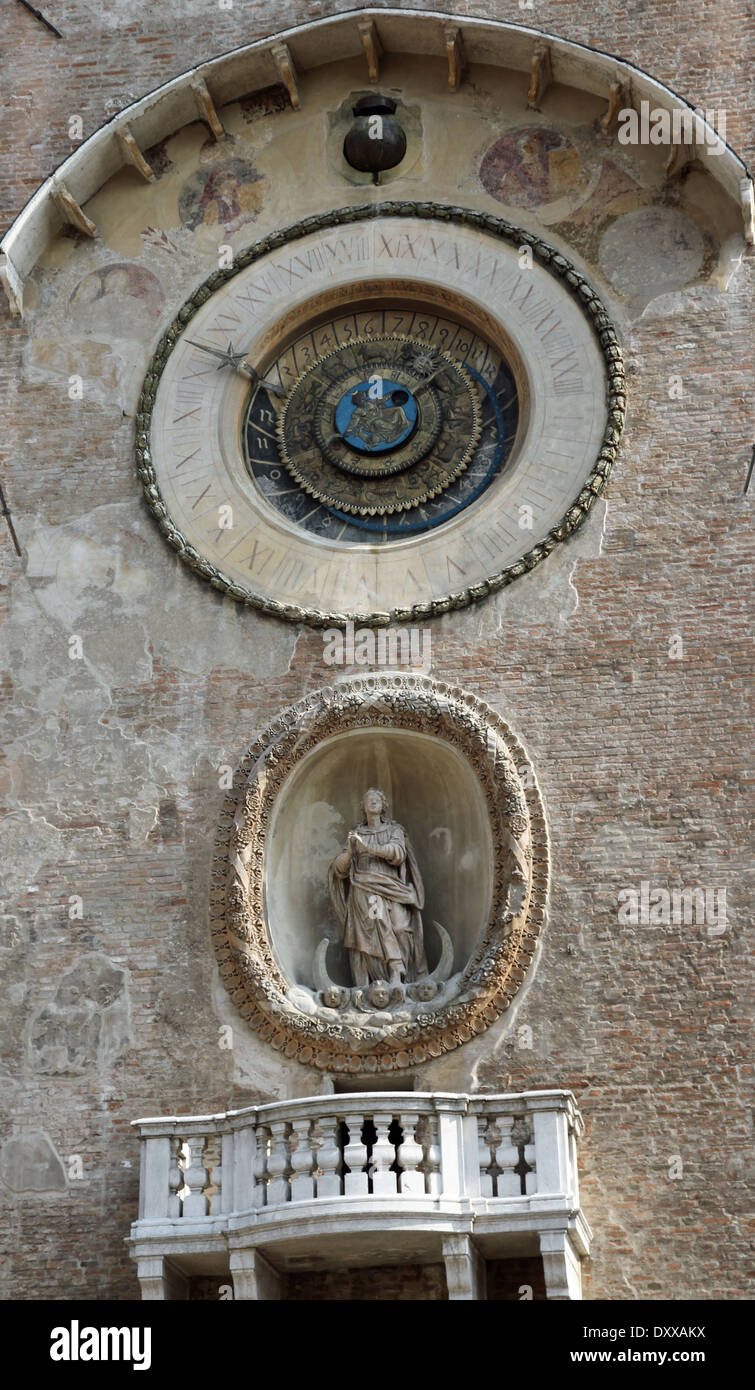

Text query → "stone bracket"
[539,1230,583,1300]
[117,124,154,181]
[191,77,224,139]
[664,141,692,184]
[358,17,382,83]
[271,42,300,110]
[0,251,23,316]
[136,1254,189,1301]
[740,177,755,243]
[527,43,552,108]
[600,79,631,131]
[51,180,96,238]
[230,1248,283,1300]
[442,1234,486,1299]
[445,26,466,92]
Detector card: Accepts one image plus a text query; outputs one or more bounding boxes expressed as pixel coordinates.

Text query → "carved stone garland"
[210,674,549,1072]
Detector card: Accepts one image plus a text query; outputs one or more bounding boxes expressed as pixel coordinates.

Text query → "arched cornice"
[1,6,752,315]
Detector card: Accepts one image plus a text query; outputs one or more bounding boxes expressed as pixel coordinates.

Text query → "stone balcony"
[128,1089,590,1300]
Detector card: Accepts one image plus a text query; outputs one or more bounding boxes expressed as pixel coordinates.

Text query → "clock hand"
[187,339,286,396]
[414,364,444,390]
[187,339,246,369]
[413,360,463,393]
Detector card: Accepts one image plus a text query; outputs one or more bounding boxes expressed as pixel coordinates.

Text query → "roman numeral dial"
[140,209,622,624]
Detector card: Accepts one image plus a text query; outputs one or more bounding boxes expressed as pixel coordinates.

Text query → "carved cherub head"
[413,979,437,1002]
[367,981,392,1010]
[322,985,346,1010]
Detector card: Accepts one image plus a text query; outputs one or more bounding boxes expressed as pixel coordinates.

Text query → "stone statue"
[328,788,429,987]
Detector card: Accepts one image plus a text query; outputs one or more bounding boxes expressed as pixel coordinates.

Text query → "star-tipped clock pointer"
[187,339,286,396]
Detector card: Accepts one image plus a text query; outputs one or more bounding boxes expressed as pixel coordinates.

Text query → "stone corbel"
[51,179,96,237]
[442,1235,486,1299]
[445,26,466,92]
[271,42,300,110]
[527,43,552,108]
[740,177,754,243]
[0,251,23,317]
[230,1249,283,1300]
[136,1254,189,1301]
[358,17,382,83]
[117,123,154,181]
[600,79,631,132]
[539,1230,583,1300]
[664,140,692,183]
[191,77,224,140]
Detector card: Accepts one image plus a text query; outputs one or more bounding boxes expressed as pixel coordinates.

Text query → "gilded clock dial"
[242,309,518,543]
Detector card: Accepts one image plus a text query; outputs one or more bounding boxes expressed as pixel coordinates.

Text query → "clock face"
[242,313,518,543]
[139,207,624,624]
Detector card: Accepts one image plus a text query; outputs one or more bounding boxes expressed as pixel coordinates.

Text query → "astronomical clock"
[138,204,624,625]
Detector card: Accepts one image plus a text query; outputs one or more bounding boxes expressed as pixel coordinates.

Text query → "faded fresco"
[177,156,265,233]
[68,262,164,335]
[598,205,706,298]
[479,127,582,208]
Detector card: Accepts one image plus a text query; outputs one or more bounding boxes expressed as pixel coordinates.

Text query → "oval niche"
[265,727,494,991]
[211,674,549,1072]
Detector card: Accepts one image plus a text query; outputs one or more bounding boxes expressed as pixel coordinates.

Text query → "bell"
[343,94,407,181]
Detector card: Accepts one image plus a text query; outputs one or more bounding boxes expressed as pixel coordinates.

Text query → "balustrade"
[133,1090,581,1223]
[131,1091,588,1300]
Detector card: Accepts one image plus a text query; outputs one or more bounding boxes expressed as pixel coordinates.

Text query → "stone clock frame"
[210,674,549,1073]
[136,201,626,626]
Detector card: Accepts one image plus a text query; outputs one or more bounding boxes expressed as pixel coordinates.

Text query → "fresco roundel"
[479,128,581,209]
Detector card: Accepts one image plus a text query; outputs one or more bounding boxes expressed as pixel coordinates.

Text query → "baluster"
[523,1139,536,1194]
[510,1116,534,1195]
[266,1120,291,1206]
[253,1123,270,1208]
[313,1114,342,1198]
[371,1113,398,1196]
[289,1117,315,1202]
[182,1135,209,1218]
[343,1112,369,1196]
[420,1114,442,1196]
[167,1136,182,1218]
[494,1116,520,1196]
[477,1115,495,1197]
[397,1111,424,1195]
[202,1136,223,1215]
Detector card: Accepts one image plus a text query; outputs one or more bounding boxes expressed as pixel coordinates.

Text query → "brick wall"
[0,0,751,1301]
[286,1262,448,1300]
[189,1258,545,1300]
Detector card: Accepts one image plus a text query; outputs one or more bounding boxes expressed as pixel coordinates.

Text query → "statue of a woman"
[328,788,429,987]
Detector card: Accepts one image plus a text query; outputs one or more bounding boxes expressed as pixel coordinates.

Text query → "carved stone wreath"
[210,674,549,1072]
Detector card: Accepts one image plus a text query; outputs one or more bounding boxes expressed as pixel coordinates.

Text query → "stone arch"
[1,7,752,314]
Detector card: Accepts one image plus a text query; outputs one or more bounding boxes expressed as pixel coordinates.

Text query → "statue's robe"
[329,820,429,985]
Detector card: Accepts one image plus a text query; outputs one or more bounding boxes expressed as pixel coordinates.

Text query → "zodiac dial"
[241,308,518,544]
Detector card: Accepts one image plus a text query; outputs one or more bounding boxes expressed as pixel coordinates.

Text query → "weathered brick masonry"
[1,1,752,1300]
